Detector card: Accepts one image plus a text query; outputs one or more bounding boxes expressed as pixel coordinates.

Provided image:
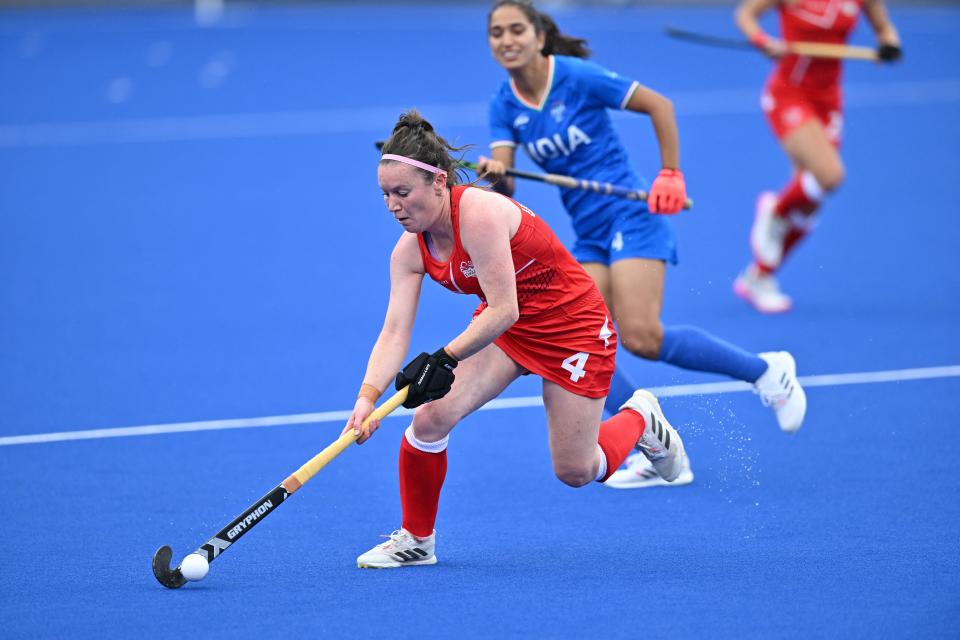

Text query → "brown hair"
[489,0,591,59]
[379,110,469,187]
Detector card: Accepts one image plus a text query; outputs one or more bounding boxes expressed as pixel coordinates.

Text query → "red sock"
[774,175,818,218]
[399,435,447,538]
[781,226,808,263]
[597,409,646,482]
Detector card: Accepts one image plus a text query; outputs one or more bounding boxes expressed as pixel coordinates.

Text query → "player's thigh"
[542,379,605,473]
[580,261,613,313]
[609,258,665,327]
[412,342,523,440]
[781,119,844,188]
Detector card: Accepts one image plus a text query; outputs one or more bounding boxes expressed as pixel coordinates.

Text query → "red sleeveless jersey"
[416,185,616,398]
[417,185,598,319]
[771,0,863,100]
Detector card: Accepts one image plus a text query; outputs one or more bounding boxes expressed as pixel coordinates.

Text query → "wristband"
[749,31,770,49]
[357,383,382,404]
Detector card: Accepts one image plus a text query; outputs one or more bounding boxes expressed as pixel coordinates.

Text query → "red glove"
[647,168,686,214]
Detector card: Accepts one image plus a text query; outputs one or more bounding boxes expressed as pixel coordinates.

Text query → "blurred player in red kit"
[733,0,902,312]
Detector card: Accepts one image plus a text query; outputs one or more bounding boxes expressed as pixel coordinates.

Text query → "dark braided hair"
[379,110,470,187]
[489,0,591,59]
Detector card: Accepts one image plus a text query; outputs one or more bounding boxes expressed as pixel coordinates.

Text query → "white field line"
[0,79,956,148]
[1,365,958,447]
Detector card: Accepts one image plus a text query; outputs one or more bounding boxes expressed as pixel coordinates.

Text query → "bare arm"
[345,234,424,443]
[863,0,900,47]
[623,84,680,171]
[361,234,425,393]
[735,0,788,57]
[445,189,520,360]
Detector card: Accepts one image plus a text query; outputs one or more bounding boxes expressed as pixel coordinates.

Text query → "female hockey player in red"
[733,0,902,312]
[342,110,687,568]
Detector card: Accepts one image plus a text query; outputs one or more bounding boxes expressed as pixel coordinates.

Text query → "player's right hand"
[396,348,458,409]
[477,156,506,181]
[877,43,902,62]
[344,396,380,445]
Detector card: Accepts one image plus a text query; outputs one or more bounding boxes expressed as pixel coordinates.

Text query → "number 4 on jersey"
[561,352,589,382]
[561,318,612,382]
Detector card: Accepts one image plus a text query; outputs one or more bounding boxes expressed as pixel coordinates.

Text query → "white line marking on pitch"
[0,79,955,148]
[2,365,958,447]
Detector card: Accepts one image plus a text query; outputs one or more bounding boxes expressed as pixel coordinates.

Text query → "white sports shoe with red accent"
[734,264,793,314]
[750,191,790,269]
[618,390,687,482]
[754,351,807,433]
[605,450,694,489]
[357,529,437,569]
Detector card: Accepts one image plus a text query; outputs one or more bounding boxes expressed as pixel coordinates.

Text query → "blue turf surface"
[1,4,958,638]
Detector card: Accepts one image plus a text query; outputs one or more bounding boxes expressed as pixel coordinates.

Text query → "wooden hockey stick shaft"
[664,26,878,61]
[152,387,409,588]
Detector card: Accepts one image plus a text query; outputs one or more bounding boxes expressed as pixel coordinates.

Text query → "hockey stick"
[375,141,693,210]
[152,386,409,588]
[665,26,878,61]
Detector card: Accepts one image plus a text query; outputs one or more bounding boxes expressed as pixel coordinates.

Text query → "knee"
[810,164,845,193]
[619,322,663,361]
[411,403,457,442]
[553,461,596,488]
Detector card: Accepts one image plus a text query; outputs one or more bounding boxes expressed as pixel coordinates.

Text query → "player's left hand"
[877,43,902,63]
[648,168,686,214]
[396,348,458,409]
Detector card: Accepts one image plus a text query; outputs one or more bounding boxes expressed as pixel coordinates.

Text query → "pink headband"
[380,153,445,175]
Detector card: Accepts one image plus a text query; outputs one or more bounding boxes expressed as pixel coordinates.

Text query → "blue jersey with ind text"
[489,55,654,244]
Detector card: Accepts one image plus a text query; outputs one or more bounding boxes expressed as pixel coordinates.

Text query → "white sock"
[594,444,608,482]
[799,170,825,202]
[404,425,449,453]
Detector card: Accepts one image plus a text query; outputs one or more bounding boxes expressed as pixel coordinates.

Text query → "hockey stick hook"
[152,545,188,589]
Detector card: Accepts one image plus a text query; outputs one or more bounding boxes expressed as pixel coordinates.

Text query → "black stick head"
[152,545,187,589]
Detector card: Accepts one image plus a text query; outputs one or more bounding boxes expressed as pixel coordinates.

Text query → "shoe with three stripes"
[357,528,437,569]
[754,351,807,433]
[618,390,687,482]
[605,450,695,489]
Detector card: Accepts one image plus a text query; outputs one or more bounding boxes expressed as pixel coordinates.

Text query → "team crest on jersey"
[460,261,477,278]
[550,101,566,123]
[513,114,530,129]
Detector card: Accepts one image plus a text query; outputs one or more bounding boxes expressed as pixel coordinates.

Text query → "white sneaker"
[750,191,789,268]
[356,529,437,569]
[605,451,694,489]
[619,390,686,482]
[754,351,807,433]
[733,264,793,314]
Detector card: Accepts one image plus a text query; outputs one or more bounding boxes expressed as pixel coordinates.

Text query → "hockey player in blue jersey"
[478,0,808,489]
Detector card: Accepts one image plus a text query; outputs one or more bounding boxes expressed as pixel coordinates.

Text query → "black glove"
[395,348,458,409]
[877,43,902,62]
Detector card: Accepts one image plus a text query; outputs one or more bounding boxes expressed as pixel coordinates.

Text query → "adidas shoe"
[733,264,793,314]
[619,390,686,482]
[755,351,807,433]
[750,191,789,268]
[605,450,694,489]
[357,529,437,569]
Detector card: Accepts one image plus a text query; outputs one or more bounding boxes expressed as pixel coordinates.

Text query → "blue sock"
[604,365,636,415]
[659,325,767,383]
